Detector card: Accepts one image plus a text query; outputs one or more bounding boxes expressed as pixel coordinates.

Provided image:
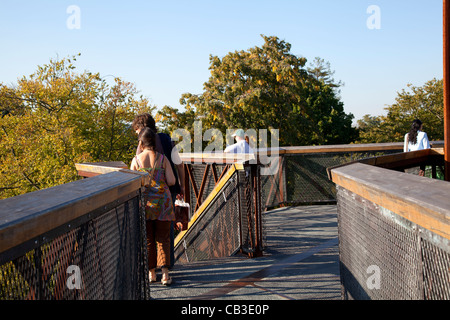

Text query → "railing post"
[183,163,191,217]
[237,163,262,258]
[444,0,450,181]
[250,163,263,258]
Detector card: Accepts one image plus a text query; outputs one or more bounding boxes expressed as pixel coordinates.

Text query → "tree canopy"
[357,78,444,143]
[160,35,357,147]
[0,54,154,199]
[1,37,444,199]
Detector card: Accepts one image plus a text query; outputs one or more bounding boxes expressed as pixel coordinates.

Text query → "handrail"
[173,160,264,261]
[0,170,148,255]
[326,148,445,180]
[75,161,128,177]
[359,148,444,167]
[278,141,443,153]
[75,162,150,186]
[179,152,256,164]
[178,141,444,162]
[329,155,450,300]
[0,169,151,300]
[330,162,450,240]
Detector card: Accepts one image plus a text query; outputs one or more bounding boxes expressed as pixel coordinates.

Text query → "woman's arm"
[130,157,138,171]
[403,133,409,152]
[423,132,431,149]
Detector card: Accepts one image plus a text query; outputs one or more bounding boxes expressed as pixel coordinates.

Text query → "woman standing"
[404,119,431,152]
[404,119,431,176]
[132,113,185,269]
[130,127,176,285]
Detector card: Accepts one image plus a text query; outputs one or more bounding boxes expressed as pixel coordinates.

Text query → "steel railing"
[1,141,446,299]
[0,169,150,300]
[329,148,449,300]
[174,161,264,263]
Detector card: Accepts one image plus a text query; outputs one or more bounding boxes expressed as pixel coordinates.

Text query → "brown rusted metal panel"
[217,164,230,182]
[195,164,211,211]
[211,163,219,184]
[185,164,199,200]
[183,163,191,209]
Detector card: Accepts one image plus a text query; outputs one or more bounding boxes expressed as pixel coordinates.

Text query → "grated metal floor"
[150,205,341,301]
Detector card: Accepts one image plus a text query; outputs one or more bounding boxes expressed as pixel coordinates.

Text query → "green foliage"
[157,104,197,136]
[0,54,155,199]
[11,36,444,199]
[357,79,444,143]
[168,35,356,147]
[307,57,344,91]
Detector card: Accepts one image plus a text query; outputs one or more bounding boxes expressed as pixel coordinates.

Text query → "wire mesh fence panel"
[260,157,285,209]
[421,238,450,300]
[187,164,229,216]
[336,186,450,300]
[0,196,150,300]
[175,163,264,263]
[174,171,241,263]
[284,153,342,204]
[262,150,402,208]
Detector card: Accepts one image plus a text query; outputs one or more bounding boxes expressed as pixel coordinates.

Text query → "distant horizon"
[0,1,444,123]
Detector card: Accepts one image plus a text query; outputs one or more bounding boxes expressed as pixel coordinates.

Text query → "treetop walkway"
[0,142,449,300]
[152,204,340,301]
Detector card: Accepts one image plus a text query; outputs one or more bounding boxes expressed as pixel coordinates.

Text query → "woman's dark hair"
[132,113,157,132]
[408,119,422,145]
[138,127,156,150]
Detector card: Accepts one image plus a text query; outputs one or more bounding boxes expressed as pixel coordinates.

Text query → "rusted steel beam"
[185,164,199,200]
[252,165,263,258]
[211,163,219,184]
[195,164,211,211]
[183,164,191,211]
[444,0,450,180]
[217,164,230,182]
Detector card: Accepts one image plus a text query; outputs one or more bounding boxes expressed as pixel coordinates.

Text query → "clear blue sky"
[0,0,444,123]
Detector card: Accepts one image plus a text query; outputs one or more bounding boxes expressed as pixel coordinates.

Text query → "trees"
[0,36,360,199]
[357,78,444,143]
[307,57,344,93]
[0,55,154,199]
[175,35,356,147]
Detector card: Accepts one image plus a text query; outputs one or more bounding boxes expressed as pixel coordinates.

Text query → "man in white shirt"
[224,129,254,154]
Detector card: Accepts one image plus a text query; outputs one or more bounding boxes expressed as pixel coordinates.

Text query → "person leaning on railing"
[130,128,176,286]
[403,119,431,176]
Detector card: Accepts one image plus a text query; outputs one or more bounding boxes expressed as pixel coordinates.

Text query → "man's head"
[232,129,245,141]
[132,113,156,134]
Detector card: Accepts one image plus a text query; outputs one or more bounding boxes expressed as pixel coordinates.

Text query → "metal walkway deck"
[151,205,340,300]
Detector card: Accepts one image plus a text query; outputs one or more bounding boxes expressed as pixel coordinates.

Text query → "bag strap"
[135,156,143,169]
[158,153,165,168]
[148,153,161,180]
